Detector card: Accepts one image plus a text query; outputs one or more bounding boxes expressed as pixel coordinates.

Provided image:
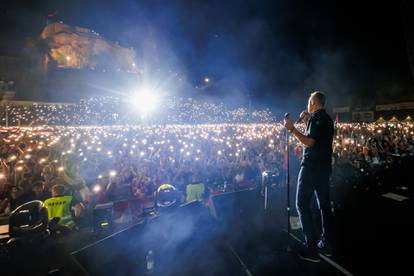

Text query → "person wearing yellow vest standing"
[44,184,84,230]
[185,174,209,204]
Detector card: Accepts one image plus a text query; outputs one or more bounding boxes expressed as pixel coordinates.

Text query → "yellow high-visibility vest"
[44,196,75,228]
[186,183,205,203]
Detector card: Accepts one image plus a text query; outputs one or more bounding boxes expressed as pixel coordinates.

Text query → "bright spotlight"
[130,88,159,115]
[93,184,101,193]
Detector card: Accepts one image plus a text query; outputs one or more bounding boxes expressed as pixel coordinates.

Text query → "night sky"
[0,0,413,112]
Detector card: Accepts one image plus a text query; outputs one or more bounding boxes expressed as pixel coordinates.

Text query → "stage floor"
[2,186,411,276]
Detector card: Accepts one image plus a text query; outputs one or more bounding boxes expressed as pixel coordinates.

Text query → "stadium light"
[130,87,159,116]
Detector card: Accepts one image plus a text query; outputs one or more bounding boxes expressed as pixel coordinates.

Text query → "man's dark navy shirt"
[302,109,334,172]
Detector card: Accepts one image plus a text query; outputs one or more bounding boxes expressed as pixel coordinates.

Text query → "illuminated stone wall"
[40,23,138,73]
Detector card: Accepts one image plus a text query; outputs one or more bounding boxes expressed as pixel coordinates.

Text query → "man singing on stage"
[284,91,334,262]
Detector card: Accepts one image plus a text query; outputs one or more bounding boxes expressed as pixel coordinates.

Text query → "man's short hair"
[51,184,65,197]
[310,91,326,107]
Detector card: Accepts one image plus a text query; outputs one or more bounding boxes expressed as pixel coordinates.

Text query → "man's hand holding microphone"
[298,110,310,125]
[284,110,309,133]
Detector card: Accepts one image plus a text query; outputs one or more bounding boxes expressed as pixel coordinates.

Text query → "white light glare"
[131,88,159,115]
[93,185,101,193]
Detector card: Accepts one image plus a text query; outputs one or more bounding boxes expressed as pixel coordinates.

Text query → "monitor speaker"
[93,202,113,234]
[211,188,263,233]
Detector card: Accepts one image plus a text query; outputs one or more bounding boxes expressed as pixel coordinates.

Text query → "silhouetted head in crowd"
[32,181,45,197]
[51,184,66,197]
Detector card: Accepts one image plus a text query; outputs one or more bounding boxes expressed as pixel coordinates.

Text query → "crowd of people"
[2,96,276,126]
[0,124,288,216]
[333,122,414,166]
[0,97,413,229]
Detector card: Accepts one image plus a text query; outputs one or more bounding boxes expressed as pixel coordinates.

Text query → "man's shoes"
[297,247,321,263]
[317,240,333,257]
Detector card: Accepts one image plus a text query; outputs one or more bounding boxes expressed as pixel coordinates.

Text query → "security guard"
[44,184,84,229]
[185,174,208,203]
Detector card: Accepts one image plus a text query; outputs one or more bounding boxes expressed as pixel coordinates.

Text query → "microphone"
[295,110,308,124]
[284,112,305,124]
[295,117,304,124]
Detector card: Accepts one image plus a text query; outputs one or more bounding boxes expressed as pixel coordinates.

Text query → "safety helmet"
[156,184,179,208]
[9,200,49,238]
